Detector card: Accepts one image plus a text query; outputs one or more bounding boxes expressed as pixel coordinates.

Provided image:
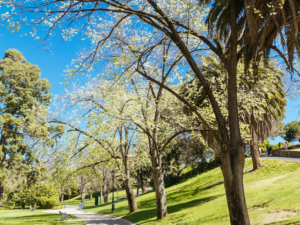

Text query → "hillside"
[63,159,300,225]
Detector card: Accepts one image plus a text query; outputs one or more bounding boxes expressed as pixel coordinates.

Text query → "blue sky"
[0,28,299,145]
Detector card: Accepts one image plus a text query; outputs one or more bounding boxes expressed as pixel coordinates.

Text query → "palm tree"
[199,0,300,78]
[181,56,286,170]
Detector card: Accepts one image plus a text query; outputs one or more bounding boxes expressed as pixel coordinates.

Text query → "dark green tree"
[0,49,52,200]
[281,121,300,143]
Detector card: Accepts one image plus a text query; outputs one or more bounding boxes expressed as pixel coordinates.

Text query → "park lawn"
[61,188,135,208]
[287,147,300,151]
[78,159,300,225]
[0,209,84,225]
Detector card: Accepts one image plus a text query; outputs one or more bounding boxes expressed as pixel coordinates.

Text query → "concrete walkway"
[43,205,135,225]
[260,155,300,162]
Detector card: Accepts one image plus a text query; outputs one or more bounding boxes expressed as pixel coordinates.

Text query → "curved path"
[260,155,300,162]
[44,205,135,225]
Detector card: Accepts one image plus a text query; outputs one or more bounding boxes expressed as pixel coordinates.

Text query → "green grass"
[287,147,300,151]
[0,210,85,225]
[67,159,300,225]
[61,188,134,208]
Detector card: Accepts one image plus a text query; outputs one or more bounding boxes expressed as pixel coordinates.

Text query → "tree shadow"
[122,194,224,224]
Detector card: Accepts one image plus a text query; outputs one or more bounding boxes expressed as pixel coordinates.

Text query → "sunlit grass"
[0,209,84,225]
[70,159,300,225]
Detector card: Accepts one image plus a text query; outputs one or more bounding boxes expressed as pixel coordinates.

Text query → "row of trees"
[1,0,299,223]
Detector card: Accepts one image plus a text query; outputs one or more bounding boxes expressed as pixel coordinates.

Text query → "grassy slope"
[65,159,300,225]
[0,210,85,225]
[287,147,300,151]
[61,189,133,208]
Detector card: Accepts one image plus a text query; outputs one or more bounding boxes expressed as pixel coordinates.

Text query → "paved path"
[44,205,135,225]
[260,155,300,162]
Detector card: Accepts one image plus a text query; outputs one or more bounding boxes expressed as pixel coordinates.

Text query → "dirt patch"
[261,210,297,224]
[248,175,287,189]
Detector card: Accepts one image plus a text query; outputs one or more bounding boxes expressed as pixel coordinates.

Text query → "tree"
[0,49,53,201]
[281,121,300,143]
[181,56,287,170]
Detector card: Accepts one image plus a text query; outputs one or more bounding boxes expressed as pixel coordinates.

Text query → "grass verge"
[0,209,84,225]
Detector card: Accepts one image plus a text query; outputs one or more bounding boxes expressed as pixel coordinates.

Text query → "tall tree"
[0,49,52,200]
[181,56,287,170]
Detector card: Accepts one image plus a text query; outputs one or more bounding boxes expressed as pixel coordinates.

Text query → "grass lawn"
[61,188,135,208]
[0,209,85,225]
[66,159,300,225]
[287,147,300,151]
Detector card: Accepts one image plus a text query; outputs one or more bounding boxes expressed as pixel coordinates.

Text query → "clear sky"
[0,27,299,144]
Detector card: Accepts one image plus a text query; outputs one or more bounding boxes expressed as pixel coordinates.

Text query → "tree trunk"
[100,185,102,203]
[81,192,85,203]
[124,164,138,212]
[0,182,4,201]
[221,144,250,225]
[60,194,64,202]
[152,167,168,219]
[103,183,109,203]
[140,170,146,193]
[80,176,85,203]
[136,185,139,196]
[68,195,70,200]
[89,193,92,201]
[250,143,262,170]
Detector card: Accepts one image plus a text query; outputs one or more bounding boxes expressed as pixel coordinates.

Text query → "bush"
[2,201,15,210]
[45,197,59,209]
[36,197,48,209]
[52,205,64,210]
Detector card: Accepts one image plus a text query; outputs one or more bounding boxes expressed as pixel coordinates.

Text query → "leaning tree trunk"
[152,166,168,219]
[124,160,138,213]
[250,142,262,170]
[140,170,146,193]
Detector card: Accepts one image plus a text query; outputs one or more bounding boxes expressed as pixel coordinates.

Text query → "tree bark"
[140,169,146,193]
[60,194,64,202]
[68,195,70,200]
[0,182,4,201]
[124,176,138,213]
[152,167,168,219]
[89,193,92,201]
[250,143,262,170]
[80,192,85,203]
[80,176,85,203]
[221,145,250,225]
[136,185,139,196]
[103,183,109,203]
[100,185,102,203]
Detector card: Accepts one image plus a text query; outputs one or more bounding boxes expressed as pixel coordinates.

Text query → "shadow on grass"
[122,194,224,224]
[264,219,300,225]
[0,213,83,225]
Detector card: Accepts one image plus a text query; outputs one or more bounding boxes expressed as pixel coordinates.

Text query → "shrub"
[52,205,64,210]
[45,197,59,209]
[3,201,15,210]
[36,197,48,209]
